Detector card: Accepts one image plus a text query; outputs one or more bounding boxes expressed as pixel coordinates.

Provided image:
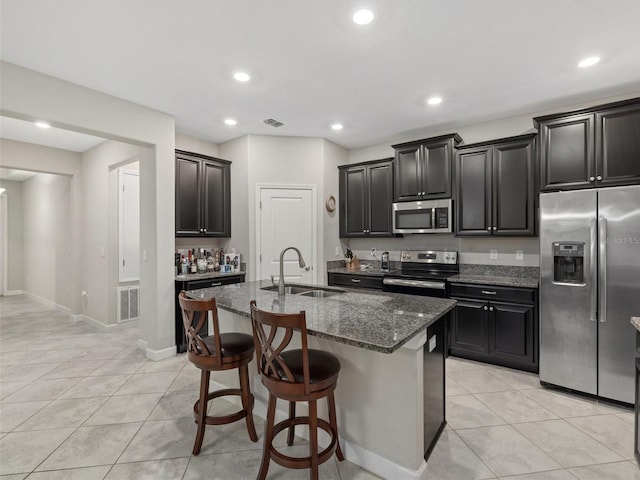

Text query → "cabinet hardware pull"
[487,227,491,231]
[492,226,497,231]
[210,282,222,287]
[596,175,602,181]
[351,279,361,283]
[589,176,595,182]
[483,306,488,310]
[203,228,207,233]
[489,306,494,311]
[481,290,497,295]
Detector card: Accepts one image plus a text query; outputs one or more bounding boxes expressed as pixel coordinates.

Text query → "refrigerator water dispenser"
[552,242,585,285]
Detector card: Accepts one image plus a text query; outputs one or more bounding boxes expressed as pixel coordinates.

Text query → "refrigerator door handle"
[599,217,607,323]
[590,218,598,322]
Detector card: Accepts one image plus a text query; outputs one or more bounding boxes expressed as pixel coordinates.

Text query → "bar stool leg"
[328,392,344,461]
[193,369,210,455]
[287,401,296,446]
[238,364,258,442]
[258,393,277,480]
[309,399,319,480]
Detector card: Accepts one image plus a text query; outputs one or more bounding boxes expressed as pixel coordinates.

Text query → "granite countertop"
[631,317,640,333]
[185,280,456,354]
[447,274,539,289]
[175,271,246,281]
[446,265,539,289]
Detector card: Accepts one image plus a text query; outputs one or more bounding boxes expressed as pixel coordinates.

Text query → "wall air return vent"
[263,118,285,128]
[117,285,140,323]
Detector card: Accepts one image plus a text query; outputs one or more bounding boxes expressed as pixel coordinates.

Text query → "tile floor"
[0,294,638,479]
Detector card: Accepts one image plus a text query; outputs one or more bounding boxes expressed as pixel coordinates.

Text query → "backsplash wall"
[340,235,539,267]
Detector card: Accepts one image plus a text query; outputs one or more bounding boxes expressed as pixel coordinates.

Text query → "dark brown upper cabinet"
[455,134,536,237]
[175,149,231,237]
[392,134,462,202]
[339,158,394,238]
[535,98,640,191]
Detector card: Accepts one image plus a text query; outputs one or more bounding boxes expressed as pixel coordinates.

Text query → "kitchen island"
[185,280,455,480]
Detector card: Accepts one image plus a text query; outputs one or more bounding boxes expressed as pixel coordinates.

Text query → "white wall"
[22,173,72,308]
[1,62,176,357]
[321,139,348,282]
[0,139,82,292]
[81,140,151,326]
[175,132,219,157]
[0,179,24,292]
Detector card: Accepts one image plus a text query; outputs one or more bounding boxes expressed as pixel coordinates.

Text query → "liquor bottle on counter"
[180,255,188,275]
[190,250,197,274]
[197,248,207,273]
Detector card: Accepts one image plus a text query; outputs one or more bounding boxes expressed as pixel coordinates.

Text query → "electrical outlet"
[516,250,524,261]
[490,249,498,260]
[335,246,341,257]
[370,248,376,257]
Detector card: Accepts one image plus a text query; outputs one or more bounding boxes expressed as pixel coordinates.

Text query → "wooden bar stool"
[249,300,344,480]
[178,291,258,454]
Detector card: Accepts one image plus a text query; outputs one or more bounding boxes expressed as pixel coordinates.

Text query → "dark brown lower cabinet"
[449,283,538,372]
[327,272,383,290]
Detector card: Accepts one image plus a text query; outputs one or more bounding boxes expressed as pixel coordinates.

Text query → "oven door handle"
[383,278,446,290]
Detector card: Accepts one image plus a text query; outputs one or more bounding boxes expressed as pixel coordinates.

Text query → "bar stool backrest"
[249,300,311,396]
[178,291,223,368]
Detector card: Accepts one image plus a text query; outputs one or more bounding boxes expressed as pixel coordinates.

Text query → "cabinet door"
[201,160,231,236]
[455,147,492,235]
[596,102,640,187]
[367,161,394,236]
[339,166,367,237]
[488,302,535,368]
[539,113,595,191]
[493,138,535,235]
[393,145,422,201]
[449,299,489,354]
[422,139,452,199]
[175,155,202,235]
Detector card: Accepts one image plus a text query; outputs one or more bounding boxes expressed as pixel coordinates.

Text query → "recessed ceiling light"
[34,121,51,129]
[331,123,344,131]
[353,9,374,25]
[578,56,600,68]
[427,97,443,105]
[233,72,250,82]
[224,118,237,126]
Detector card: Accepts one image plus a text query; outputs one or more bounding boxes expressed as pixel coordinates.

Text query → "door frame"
[255,184,318,284]
[0,192,7,296]
[118,166,140,283]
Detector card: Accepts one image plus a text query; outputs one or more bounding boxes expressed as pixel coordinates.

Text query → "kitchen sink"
[260,284,344,297]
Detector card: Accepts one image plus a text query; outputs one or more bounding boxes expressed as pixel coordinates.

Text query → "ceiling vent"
[263,118,285,128]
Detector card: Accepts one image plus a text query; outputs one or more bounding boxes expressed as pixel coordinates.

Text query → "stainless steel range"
[382,250,459,298]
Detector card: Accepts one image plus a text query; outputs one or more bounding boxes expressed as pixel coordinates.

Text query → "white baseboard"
[208,379,426,480]
[6,290,23,296]
[71,314,118,332]
[23,290,70,313]
[145,345,176,361]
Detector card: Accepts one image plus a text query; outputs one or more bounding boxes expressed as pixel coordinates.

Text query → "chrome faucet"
[279,247,306,296]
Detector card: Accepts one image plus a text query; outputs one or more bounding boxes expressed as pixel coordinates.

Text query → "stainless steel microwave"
[392,199,452,234]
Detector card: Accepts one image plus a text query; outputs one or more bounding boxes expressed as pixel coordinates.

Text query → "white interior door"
[119,168,140,282]
[258,187,315,284]
[0,194,5,295]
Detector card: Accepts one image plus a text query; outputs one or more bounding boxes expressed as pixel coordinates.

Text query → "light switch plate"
[516,250,524,261]
[490,249,498,260]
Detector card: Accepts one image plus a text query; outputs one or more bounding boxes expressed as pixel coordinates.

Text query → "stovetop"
[384,250,459,281]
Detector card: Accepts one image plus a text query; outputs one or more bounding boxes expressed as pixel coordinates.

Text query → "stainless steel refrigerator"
[540,185,640,404]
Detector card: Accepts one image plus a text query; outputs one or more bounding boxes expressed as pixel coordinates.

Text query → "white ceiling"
[0,116,105,152]
[1,0,640,150]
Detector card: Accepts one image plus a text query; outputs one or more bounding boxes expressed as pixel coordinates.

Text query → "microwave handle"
[431,208,436,230]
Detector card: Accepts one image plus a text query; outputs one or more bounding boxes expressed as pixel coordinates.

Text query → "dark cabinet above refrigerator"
[535,97,640,191]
